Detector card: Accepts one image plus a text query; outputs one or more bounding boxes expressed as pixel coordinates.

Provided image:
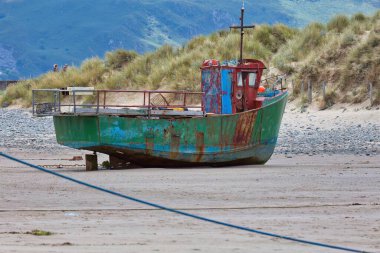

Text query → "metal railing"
[261,75,286,89]
[32,89,205,117]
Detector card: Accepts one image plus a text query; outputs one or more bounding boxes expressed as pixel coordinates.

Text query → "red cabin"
[201,59,266,114]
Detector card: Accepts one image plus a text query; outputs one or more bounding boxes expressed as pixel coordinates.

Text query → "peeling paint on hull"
[53,92,288,167]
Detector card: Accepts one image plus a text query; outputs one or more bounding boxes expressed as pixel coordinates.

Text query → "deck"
[32,89,205,118]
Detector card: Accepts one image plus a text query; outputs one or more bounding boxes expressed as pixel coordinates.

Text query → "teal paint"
[221,69,233,114]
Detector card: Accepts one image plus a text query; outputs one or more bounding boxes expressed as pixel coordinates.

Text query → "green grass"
[27,230,53,236]
[319,88,338,109]
[105,50,138,70]
[327,15,350,32]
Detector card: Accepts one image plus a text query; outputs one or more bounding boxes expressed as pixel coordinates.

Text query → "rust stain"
[145,130,154,155]
[233,112,257,146]
[145,137,154,155]
[195,132,205,162]
[220,118,230,148]
[169,134,180,160]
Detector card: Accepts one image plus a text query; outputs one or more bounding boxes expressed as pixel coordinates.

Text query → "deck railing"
[261,75,286,90]
[32,89,205,117]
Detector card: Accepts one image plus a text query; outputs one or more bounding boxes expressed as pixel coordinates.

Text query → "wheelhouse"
[201,59,266,114]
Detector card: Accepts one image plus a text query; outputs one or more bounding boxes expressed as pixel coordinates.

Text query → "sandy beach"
[0,103,379,253]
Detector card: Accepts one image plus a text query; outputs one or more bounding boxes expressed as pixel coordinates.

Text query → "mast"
[239,3,244,64]
[230,1,255,64]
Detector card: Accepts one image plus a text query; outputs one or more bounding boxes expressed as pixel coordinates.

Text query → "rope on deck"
[0,152,371,253]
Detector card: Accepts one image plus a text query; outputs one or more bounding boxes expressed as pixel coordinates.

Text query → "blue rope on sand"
[0,152,371,253]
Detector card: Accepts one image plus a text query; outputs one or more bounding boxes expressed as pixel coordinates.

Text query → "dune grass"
[2,11,379,107]
[274,11,379,106]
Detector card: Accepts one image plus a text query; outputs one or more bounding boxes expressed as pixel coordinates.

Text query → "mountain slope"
[2,11,379,108]
[0,0,378,80]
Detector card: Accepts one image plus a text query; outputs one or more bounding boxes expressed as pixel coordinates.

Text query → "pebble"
[276,115,379,156]
[0,109,65,151]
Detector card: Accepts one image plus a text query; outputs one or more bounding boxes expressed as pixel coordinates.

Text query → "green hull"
[53,92,288,167]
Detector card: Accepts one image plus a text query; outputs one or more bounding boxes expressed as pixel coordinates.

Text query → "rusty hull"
[53,92,287,167]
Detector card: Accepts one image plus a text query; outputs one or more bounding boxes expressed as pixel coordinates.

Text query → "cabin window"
[237,72,243,87]
[249,73,257,87]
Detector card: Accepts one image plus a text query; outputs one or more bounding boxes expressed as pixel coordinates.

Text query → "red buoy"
[202,59,220,67]
[258,86,266,93]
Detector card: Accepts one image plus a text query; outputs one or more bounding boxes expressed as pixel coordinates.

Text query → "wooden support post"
[57,90,61,113]
[291,79,294,91]
[322,81,326,101]
[32,90,35,115]
[148,92,151,119]
[73,90,76,114]
[369,82,373,107]
[308,80,312,103]
[301,81,304,97]
[96,91,100,114]
[109,156,130,170]
[103,91,106,109]
[85,154,98,171]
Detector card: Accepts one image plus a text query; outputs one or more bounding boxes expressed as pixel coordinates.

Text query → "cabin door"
[221,69,233,114]
[201,68,221,114]
[234,70,258,112]
[245,71,258,110]
[234,71,246,113]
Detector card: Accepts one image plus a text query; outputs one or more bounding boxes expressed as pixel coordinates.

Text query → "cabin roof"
[201,59,266,70]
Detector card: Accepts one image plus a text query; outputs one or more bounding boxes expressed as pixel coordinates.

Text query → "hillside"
[0,0,379,80]
[1,11,379,108]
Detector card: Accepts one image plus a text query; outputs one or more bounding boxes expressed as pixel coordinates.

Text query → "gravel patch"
[0,109,64,151]
[276,122,379,156]
[276,111,380,157]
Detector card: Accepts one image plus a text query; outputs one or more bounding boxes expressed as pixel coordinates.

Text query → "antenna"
[230,1,255,64]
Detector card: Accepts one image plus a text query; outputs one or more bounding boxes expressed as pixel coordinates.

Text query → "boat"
[32,6,288,168]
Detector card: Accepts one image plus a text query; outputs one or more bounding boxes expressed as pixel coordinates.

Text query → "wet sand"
[0,105,379,252]
[0,148,379,253]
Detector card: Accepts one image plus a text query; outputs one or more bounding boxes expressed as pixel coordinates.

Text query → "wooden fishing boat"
[32,6,288,168]
[33,59,287,167]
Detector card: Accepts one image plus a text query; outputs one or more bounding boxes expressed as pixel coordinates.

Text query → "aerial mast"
[230,0,255,64]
